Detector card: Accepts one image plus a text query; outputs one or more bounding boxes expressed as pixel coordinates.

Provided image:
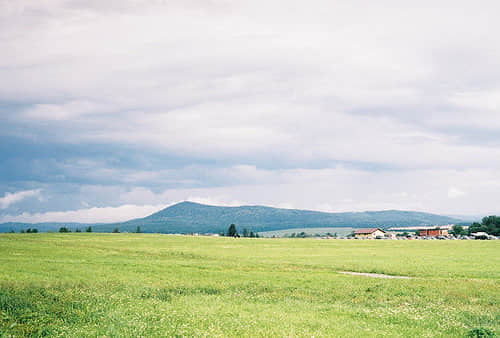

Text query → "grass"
[0,233,498,337]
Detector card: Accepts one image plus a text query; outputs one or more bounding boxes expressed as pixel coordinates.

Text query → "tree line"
[58,226,93,233]
[452,216,500,236]
[219,224,260,237]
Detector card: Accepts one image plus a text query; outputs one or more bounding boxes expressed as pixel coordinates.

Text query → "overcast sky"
[1,0,499,223]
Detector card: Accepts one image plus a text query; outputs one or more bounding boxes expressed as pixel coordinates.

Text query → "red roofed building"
[419,229,448,237]
[354,228,386,239]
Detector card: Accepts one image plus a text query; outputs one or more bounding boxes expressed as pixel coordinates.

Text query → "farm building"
[354,228,386,239]
[419,229,448,236]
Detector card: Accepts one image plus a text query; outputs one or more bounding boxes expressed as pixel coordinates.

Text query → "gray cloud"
[1,0,499,221]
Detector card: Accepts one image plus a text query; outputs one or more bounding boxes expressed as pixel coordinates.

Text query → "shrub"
[467,327,496,337]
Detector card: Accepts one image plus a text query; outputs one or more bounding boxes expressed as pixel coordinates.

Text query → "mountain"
[98,201,460,233]
[0,201,462,233]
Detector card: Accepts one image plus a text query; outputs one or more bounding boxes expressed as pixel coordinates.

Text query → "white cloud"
[105,166,499,215]
[0,204,165,223]
[22,100,113,121]
[2,164,499,223]
[448,187,466,198]
[0,189,41,209]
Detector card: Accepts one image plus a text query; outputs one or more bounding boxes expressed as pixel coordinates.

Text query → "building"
[354,228,386,239]
[419,229,448,237]
[470,232,490,240]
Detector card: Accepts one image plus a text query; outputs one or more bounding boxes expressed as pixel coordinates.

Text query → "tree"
[85,226,92,233]
[75,228,81,233]
[26,228,32,233]
[227,224,238,237]
[469,222,489,235]
[59,227,70,233]
[451,225,466,236]
[9,230,14,233]
[249,230,255,238]
[136,226,142,233]
[243,228,249,237]
[20,229,25,233]
[482,216,500,236]
[32,228,38,233]
[112,227,120,233]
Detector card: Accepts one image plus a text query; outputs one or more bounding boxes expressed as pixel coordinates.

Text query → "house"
[419,229,448,237]
[354,228,386,239]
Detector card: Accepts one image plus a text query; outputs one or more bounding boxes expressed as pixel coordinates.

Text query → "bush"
[467,327,496,337]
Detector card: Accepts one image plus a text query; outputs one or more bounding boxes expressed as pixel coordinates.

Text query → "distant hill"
[0,201,462,233]
[100,202,461,233]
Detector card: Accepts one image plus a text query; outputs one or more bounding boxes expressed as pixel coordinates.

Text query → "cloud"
[22,100,113,121]
[0,189,41,209]
[0,203,166,223]
[1,0,500,219]
[448,187,466,198]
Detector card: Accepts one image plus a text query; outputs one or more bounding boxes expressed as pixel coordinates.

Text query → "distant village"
[349,225,497,240]
[192,221,499,240]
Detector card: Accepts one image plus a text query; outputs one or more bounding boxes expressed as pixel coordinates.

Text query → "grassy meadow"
[0,234,498,337]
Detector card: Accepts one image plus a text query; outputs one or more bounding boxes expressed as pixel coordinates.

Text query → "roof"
[354,228,385,234]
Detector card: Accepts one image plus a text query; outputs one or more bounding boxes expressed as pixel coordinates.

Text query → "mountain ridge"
[0,201,464,233]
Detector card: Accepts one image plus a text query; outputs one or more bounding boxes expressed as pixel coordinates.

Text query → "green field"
[0,234,498,337]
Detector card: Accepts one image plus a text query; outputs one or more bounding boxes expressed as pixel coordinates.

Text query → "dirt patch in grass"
[338,271,411,279]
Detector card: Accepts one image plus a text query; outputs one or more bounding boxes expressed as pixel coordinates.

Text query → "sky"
[1,0,500,223]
